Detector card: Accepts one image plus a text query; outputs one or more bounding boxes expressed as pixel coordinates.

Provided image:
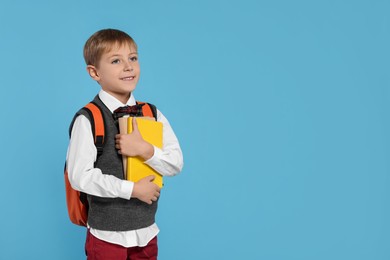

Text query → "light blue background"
[0,0,389,259]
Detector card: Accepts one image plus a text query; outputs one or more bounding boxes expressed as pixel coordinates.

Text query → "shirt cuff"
[119,180,134,200]
[144,145,162,165]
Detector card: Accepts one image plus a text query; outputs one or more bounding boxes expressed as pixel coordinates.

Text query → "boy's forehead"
[106,42,137,54]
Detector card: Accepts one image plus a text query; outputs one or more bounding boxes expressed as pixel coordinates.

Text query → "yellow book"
[127,117,163,188]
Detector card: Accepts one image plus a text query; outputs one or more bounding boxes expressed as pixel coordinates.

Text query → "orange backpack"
[65,101,157,226]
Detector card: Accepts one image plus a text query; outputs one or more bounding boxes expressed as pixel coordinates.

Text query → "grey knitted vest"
[75,95,158,231]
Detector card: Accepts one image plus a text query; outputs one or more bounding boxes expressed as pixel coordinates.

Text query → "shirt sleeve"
[66,115,133,199]
[144,110,184,176]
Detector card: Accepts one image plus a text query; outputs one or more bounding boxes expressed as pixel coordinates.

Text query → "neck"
[106,91,131,105]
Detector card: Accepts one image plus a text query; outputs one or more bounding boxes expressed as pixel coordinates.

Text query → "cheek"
[134,63,141,73]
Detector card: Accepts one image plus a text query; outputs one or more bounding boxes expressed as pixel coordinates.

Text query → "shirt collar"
[98,90,136,113]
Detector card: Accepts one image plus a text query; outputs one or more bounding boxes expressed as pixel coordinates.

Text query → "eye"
[130,56,138,62]
[111,59,120,64]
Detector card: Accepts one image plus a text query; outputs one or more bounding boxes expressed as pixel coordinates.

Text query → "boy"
[66,28,183,259]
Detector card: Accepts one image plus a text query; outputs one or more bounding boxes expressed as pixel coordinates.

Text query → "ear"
[86,65,100,81]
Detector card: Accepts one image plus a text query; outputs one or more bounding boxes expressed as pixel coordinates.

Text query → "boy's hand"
[131,175,160,204]
[115,117,154,160]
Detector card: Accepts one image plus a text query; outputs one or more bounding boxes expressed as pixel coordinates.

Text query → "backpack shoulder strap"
[69,102,105,155]
[136,101,158,121]
[83,102,105,155]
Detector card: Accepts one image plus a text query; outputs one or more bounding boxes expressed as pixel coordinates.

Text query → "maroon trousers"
[85,230,158,260]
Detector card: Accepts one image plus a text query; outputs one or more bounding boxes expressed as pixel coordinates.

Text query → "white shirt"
[66,90,183,247]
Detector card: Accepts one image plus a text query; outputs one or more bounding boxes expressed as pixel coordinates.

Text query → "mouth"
[120,76,135,81]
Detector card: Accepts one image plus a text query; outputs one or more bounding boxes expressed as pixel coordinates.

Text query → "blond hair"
[83,29,137,67]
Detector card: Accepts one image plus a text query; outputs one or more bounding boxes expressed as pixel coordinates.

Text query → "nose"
[124,60,133,71]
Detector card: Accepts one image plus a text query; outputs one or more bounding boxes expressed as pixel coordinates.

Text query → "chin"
[127,86,137,92]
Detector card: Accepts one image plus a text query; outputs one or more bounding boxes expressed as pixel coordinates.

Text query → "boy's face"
[87,43,140,103]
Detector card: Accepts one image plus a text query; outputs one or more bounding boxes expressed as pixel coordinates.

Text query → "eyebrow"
[109,52,138,57]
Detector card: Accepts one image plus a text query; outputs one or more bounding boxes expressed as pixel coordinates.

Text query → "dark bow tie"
[113,104,145,120]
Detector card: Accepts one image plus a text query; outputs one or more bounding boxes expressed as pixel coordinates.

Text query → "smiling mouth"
[121,76,135,81]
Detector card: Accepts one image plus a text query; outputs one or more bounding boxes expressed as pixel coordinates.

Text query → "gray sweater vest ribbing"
[76,96,158,231]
